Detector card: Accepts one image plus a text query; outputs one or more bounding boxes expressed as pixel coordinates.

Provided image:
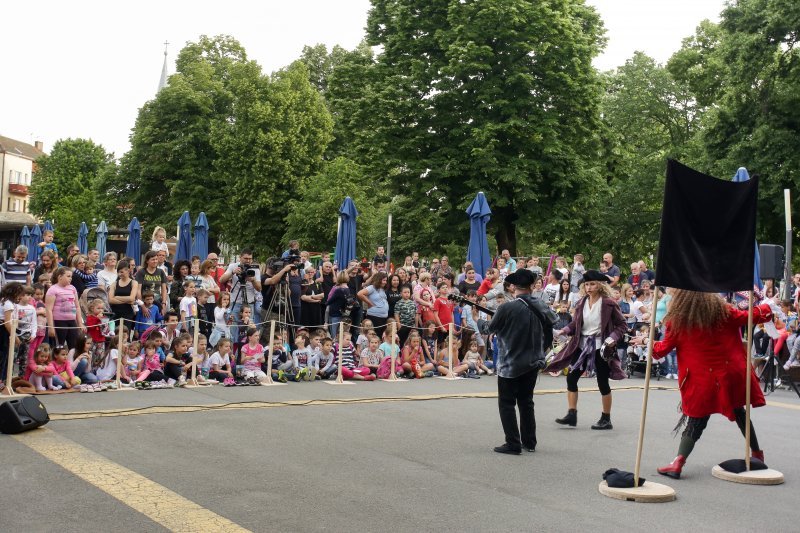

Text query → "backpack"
[376,356,395,379]
[519,298,557,351]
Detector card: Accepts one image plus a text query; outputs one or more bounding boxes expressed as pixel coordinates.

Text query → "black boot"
[591,412,613,430]
[555,409,577,427]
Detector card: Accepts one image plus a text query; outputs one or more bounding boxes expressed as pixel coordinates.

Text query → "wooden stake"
[634,288,661,487]
[744,290,753,471]
[2,317,18,396]
[336,322,345,383]
[448,322,454,377]
[190,317,200,385]
[389,321,398,380]
[264,320,276,384]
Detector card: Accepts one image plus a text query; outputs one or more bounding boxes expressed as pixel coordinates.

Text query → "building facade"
[0,135,42,259]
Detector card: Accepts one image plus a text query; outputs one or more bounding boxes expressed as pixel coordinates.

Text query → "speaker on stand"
[759,244,784,281]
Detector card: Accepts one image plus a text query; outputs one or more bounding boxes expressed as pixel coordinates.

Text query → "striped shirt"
[334,342,357,369]
[2,260,30,285]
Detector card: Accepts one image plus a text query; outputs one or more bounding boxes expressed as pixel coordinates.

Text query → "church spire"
[157,41,169,92]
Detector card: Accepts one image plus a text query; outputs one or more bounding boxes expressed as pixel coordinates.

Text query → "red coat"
[652,304,772,420]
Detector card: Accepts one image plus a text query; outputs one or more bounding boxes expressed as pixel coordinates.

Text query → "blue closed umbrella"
[466,192,493,278]
[77,222,89,255]
[732,168,763,291]
[176,211,192,262]
[191,212,209,260]
[126,217,142,265]
[43,220,54,233]
[29,225,42,263]
[95,221,108,258]
[20,226,31,253]
[334,197,359,269]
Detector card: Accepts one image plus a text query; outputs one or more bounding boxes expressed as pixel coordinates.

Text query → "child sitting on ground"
[209,338,235,383]
[400,331,428,379]
[360,334,384,375]
[291,333,315,381]
[437,337,468,378]
[137,340,166,383]
[125,341,143,382]
[164,334,194,386]
[240,327,268,384]
[333,328,375,381]
[463,338,493,375]
[28,344,58,391]
[50,344,79,389]
[317,337,336,379]
[355,319,374,354]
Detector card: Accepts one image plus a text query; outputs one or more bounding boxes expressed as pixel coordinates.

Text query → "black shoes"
[493,443,522,455]
[524,446,536,453]
[555,409,577,427]
[591,413,613,430]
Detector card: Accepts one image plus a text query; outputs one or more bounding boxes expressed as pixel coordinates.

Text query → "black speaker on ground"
[0,397,49,434]
[759,244,784,280]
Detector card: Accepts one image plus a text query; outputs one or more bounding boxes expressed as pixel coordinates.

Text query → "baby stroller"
[625,343,661,380]
[80,287,112,318]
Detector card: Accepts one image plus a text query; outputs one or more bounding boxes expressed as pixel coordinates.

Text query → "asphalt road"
[2,375,798,532]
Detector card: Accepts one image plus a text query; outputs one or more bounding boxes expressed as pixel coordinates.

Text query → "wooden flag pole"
[634,288,661,486]
[2,317,18,396]
[600,288,675,502]
[712,289,784,484]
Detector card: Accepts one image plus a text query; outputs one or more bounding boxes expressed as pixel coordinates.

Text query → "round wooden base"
[711,465,784,485]
[598,481,676,503]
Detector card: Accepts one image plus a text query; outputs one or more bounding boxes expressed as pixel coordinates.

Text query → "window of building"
[7,198,11,211]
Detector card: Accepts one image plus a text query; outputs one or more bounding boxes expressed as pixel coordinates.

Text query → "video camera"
[237,263,260,283]
[268,253,302,272]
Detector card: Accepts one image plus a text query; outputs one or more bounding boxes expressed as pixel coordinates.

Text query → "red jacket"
[652,304,772,420]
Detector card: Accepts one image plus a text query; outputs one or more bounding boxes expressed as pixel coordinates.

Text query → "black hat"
[505,268,536,288]
[582,270,608,283]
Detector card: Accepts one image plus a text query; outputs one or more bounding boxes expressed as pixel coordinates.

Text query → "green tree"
[29,138,116,250]
[112,35,333,255]
[358,0,608,255]
[598,52,699,261]
[668,0,800,246]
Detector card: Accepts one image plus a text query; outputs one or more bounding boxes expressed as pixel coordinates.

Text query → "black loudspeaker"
[0,397,49,434]
[759,244,784,280]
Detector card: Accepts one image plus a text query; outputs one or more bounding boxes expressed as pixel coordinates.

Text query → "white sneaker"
[166,378,176,387]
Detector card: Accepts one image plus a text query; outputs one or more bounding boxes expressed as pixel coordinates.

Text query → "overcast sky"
[2,0,727,159]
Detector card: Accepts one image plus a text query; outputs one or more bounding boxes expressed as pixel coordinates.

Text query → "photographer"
[261,256,302,326]
[219,249,262,327]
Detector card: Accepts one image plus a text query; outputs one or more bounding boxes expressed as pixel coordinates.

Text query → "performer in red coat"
[640,290,772,479]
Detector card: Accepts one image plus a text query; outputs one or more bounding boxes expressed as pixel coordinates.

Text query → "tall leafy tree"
[360,0,607,255]
[112,35,332,255]
[29,138,116,250]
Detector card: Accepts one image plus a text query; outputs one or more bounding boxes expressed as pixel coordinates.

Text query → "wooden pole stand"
[261,320,285,386]
[599,288,675,503]
[184,317,208,387]
[436,322,459,380]
[2,318,19,396]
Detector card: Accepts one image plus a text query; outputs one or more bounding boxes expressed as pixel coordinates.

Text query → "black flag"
[656,159,758,292]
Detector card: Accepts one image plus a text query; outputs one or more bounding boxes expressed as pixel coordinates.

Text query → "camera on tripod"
[268,253,302,273]
[237,263,260,283]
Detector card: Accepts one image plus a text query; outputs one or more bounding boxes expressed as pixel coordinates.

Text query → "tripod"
[262,274,296,345]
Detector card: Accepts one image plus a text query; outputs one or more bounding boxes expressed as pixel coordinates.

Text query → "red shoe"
[363,374,376,381]
[752,450,765,463]
[657,455,686,479]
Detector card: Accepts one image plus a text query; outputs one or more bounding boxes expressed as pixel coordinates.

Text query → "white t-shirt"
[208,351,231,371]
[631,300,648,322]
[95,349,118,381]
[179,296,197,329]
[544,284,559,304]
[97,269,117,291]
[151,241,169,253]
[214,307,229,329]
[199,275,218,303]
[17,303,36,337]
[225,262,262,305]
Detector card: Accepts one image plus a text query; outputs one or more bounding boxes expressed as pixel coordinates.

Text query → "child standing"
[179,281,198,333]
[151,226,169,253]
[196,289,212,340]
[86,299,109,369]
[38,229,59,256]
[135,292,163,338]
[210,291,231,348]
[29,284,47,364]
[240,327,268,383]
[393,285,417,347]
[15,286,36,377]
